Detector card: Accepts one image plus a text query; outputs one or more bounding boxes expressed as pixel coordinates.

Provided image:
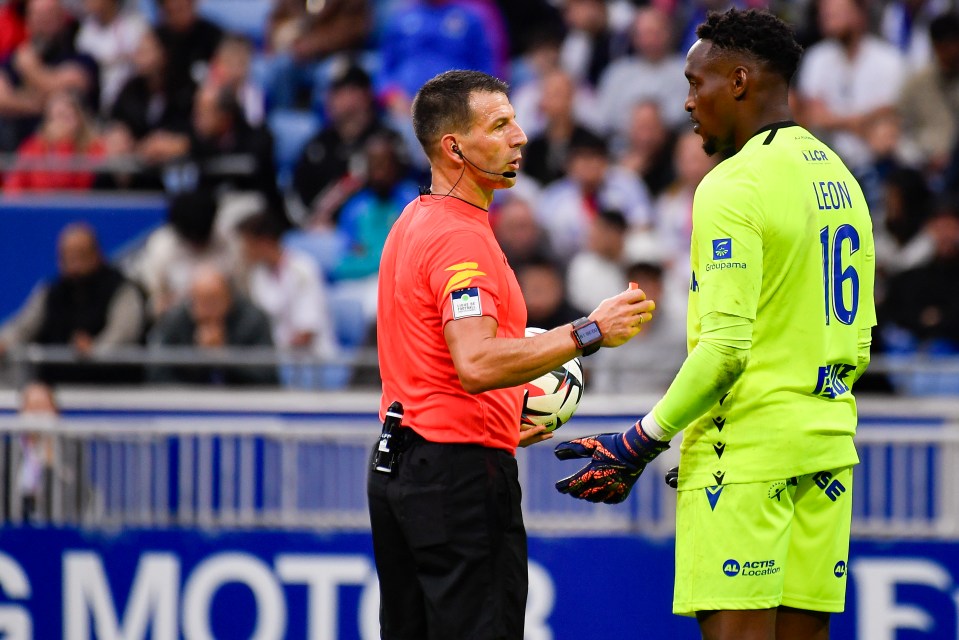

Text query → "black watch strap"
[571,317,603,356]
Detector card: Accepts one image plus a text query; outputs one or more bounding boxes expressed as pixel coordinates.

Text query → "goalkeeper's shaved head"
[696,8,803,84]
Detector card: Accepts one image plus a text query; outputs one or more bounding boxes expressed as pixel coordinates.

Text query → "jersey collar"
[753,120,800,146]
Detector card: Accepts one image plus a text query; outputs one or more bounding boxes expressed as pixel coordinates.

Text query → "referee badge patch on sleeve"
[451,287,482,319]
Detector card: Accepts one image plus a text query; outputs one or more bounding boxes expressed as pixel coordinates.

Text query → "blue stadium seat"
[137,0,158,24]
[321,285,376,390]
[197,0,272,47]
[328,288,370,349]
[283,229,347,281]
[267,109,322,188]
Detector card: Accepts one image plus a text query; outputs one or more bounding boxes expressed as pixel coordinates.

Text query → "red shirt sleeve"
[426,229,506,328]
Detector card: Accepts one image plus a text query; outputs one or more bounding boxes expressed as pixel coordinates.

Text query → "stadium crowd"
[0,0,958,393]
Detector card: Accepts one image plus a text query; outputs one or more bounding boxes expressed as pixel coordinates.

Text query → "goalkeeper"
[555,8,876,639]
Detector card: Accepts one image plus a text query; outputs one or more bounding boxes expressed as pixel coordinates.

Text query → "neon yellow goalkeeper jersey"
[678,122,876,490]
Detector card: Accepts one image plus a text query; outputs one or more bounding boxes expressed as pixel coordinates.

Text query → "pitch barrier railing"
[0,415,957,539]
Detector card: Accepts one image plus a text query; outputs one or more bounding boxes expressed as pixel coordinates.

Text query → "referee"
[554,9,877,640]
[367,70,655,640]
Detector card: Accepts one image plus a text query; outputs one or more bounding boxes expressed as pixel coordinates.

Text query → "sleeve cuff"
[641,411,670,442]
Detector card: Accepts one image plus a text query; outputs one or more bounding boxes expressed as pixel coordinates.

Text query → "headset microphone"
[453,145,517,179]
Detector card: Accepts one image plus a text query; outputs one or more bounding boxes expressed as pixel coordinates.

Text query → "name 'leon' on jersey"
[680,124,877,491]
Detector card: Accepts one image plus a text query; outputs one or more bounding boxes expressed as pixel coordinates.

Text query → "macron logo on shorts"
[712,238,732,260]
[451,287,482,320]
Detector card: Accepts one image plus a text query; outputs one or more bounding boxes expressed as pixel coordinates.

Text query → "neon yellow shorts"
[673,466,853,616]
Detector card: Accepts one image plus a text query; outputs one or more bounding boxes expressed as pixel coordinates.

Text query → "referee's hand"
[519,423,553,448]
[588,287,655,349]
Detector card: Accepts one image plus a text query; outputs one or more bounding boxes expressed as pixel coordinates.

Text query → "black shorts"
[367,430,527,640]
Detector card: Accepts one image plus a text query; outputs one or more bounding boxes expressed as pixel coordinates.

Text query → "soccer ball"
[521,327,585,432]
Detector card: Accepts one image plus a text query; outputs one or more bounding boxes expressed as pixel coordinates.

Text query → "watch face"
[576,322,602,345]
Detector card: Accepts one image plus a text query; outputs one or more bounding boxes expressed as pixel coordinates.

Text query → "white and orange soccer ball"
[521,327,585,432]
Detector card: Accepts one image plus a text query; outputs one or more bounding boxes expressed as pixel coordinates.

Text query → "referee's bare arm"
[445,288,655,394]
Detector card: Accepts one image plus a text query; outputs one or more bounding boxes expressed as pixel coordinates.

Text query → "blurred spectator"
[75,0,148,113]
[0,0,28,63]
[515,256,585,330]
[267,0,303,54]
[797,0,907,171]
[92,120,163,190]
[880,0,951,69]
[510,26,602,138]
[510,24,562,94]
[855,110,920,210]
[288,132,416,333]
[132,189,236,318]
[492,196,555,266]
[110,27,195,140]
[898,12,959,173]
[153,0,223,87]
[875,167,935,277]
[791,0,824,49]
[290,0,370,62]
[377,0,496,124]
[139,84,285,220]
[236,211,337,362]
[0,0,100,152]
[615,100,677,197]
[292,62,392,213]
[655,130,717,320]
[492,0,563,59]
[536,128,652,256]
[148,264,278,386]
[0,223,146,383]
[329,132,418,281]
[3,89,105,193]
[596,6,688,134]
[881,201,959,351]
[566,209,629,312]
[16,382,58,523]
[521,68,598,186]
[559,0,621,88]
[263,0,371,110]
[458,0,510,80]
[207,34,264,127]
[678,0,747,54]
[589,240,686,393]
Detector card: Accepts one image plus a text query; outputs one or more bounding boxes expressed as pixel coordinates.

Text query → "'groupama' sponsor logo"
[712,238,732,260]
[707,238,746,271]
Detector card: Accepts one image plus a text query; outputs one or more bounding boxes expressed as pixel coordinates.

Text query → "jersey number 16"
[820,224,860,325]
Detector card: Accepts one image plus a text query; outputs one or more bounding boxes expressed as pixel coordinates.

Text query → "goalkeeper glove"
[554,422,669,504]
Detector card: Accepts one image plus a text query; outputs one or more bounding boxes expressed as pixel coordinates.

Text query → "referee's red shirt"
[377,195,527,454]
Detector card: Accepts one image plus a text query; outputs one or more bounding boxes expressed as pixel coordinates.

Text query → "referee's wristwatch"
[571,317,603,356]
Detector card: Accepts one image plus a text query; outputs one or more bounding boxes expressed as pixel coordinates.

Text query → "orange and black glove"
[554,422,669,504]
